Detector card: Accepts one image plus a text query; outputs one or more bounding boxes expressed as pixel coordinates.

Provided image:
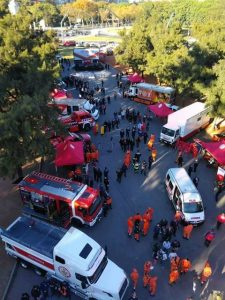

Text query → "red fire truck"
[18,172,102,228]
[59,110,95,132]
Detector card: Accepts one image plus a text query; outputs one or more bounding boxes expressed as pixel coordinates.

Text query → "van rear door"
[165,172,175,200]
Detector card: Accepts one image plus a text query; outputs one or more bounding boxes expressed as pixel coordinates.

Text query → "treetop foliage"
[115,0,225,116]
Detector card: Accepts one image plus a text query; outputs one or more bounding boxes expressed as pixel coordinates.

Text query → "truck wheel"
[34,267,46,277]
[89,298,98,300]
[20,260,29,269]
[84,124,91,131]
[71,218,83,228]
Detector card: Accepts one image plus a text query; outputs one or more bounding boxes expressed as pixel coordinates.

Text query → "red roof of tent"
[128,73,144,83]
[55,140,84,167]
[51,89,67,100]
[148,102,173,118]
[194,139,225,165]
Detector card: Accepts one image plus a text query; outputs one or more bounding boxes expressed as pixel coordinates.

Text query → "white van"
[165,168,205,224]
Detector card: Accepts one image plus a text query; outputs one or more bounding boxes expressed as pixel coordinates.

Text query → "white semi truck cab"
[0,215,129,300]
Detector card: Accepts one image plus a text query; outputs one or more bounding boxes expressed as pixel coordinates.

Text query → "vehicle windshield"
[162,127,175,137]
[183,202,203,213]
[88,196,102,216]
[88,253,108,284]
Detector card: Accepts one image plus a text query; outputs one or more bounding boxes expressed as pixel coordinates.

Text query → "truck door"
[172,187,182,210]
[166,174,175,200]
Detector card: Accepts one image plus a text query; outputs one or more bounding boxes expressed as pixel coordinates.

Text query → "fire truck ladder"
[32,172,73,185]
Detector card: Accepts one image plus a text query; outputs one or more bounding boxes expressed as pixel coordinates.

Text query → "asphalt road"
[5,66,225,300]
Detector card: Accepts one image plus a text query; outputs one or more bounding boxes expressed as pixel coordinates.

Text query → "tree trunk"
[39,156,45,173]
[17,166,23,179]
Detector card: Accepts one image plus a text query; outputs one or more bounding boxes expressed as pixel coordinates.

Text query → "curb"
[2,262,18,300]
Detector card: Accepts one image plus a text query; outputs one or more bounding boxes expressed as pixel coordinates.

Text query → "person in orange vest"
[149,276,158,296]
[200,262,212,285]
[100,125,104,136]
[144,261,152,275]
[170,256,180,272]
[124,150,131,168]
[130,268,139,288]
[216,213,225,229]
[169,269,179,285]
[152,147,157,162]
[174,210,183,225]
[183,223,194,240]
[143,273,150,288]
[128,216,134,237]
[143,207,154,222]
[180,258,191,274]
[142,218,150,236]
[147,139,154,150]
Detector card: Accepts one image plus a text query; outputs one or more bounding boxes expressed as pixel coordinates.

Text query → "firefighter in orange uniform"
[143,273,150,288]
[180,258,192,274]
[143,207,154,222]
[130,268,139,288]
[142,218,150,236]
[151,147,157,162]
[127,216,134,237]
[174,210,183,224]
[144,261,152,274]
[149,276,158,296]
[124,150,131,168]
[170,257,180,272]
[183,223,194,239]
[200,262,212,285]
[169,269,179,285]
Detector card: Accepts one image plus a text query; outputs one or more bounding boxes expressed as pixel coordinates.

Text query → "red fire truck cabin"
[18,172,102,228]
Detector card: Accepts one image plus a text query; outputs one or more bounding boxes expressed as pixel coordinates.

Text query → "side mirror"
[81,281,88,289]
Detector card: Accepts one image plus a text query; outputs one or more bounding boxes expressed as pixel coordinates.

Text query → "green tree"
[0,3,62,178]
[204,59,225,118]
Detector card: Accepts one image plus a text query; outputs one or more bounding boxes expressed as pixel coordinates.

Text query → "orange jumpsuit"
[174,211,183,223]
[200,262,212,284]
[127,217,134,236]
[143,208,154,222]
[149,276,158,295]
[130,268,139,288]
[152,148,157,161]
[170,257,180,272]
[144,261,152,274]
[142,218,150,236]
[124,151,131,168]
[169,270,179,284]
[143,274,150,287]
[180,259,191,273]
[183,224,194,239]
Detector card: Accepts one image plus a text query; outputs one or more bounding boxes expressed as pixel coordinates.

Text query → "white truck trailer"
[0,215,128,300]
[160,102,210,145]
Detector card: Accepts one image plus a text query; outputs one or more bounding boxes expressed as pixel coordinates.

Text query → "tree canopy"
[115,0,225,116]
[0,1,62,178]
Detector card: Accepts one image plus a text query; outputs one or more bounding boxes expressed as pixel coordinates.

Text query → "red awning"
[55,140,84,167]
[148,102,173,118]
[51,89,67,100]
[128,73,144,83]
[194,139,225,166]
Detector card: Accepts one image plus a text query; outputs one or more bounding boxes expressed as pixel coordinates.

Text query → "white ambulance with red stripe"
[0,215,129,300]
[19,172,102,228]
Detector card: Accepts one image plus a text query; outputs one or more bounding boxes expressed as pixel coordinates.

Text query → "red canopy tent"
[194,139,225,166]
[55,140,84,167]
[51,89,68,100]
[128,73,144,84]
[148,102,173,118]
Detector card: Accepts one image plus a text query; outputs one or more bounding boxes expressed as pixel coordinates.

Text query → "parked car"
[63,40,76,47]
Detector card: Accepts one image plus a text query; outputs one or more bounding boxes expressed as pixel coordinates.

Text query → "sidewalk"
[0,178,22,299]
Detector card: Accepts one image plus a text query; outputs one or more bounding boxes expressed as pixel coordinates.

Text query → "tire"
[71,218,83,228]
[34,267,46,277]
[84,123,91,131]
[19,260,29,269]
[89,298,98,300]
